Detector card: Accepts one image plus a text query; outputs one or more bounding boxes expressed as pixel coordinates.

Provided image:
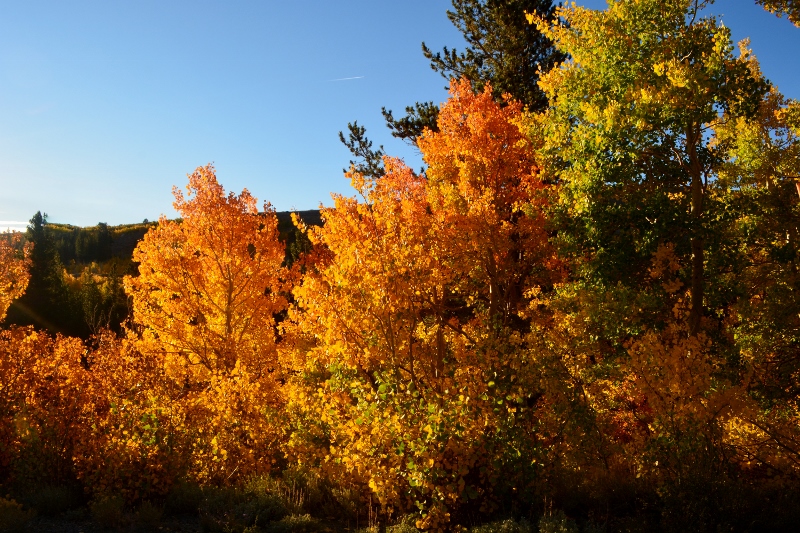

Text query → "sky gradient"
[1,0,798,231]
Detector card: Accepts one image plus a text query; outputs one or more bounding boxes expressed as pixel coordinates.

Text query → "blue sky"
[1,0,798,231]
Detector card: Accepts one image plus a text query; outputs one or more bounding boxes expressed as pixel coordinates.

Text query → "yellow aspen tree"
[284,81,558,530]
[0,327,85,486]
[125,165,289,482]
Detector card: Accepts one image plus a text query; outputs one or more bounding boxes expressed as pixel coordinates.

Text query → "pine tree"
[4,212,73,333]
[341,0,564,176]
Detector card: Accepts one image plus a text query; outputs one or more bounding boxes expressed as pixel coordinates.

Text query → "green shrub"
[245,475,306,516]
[199,485,287,533]
[387,519,421,533]
[538,511,578,533]
[470,518,535,533]
[20,484,82,517]
[164,480,204,516]
[263,513,327,533]
[90,495,126,529]
[0,496,35,533]
[136,500,164,530]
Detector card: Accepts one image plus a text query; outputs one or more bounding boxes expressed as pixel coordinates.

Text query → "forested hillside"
[1,211,321,338]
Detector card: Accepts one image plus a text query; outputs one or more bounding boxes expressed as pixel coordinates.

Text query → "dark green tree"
[421,0,564,110]
[96,222,112,262]
[338,121,387,179]
[5,212,74,333]
[341,0,565,176]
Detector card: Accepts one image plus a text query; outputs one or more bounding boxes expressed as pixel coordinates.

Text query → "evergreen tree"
[5,212,73,333]
[96,222,112,262]
[341,0,564,176]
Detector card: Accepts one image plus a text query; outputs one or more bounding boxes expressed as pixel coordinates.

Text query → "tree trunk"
[687,122,704,336]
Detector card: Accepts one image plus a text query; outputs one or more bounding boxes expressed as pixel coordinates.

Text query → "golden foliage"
[0,234,31,322]
[1,2,799,522]
[125,164,288,383]
[124,164,289,484]
[0,327,85,485]
[282,79,558,530]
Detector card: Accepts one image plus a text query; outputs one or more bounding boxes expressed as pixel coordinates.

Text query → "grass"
[198,484,287,532]
[1,473,770,533]
[135,500,164,530]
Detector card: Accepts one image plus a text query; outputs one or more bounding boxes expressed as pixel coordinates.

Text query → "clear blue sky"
[1,0,798,231]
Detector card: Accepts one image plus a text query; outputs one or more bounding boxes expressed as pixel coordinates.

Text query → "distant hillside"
[275,209,323,233]
[43,210,323,267]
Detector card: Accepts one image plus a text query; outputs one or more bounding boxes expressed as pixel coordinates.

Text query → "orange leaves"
[71,332,188,500]
[419,79,559,321]
[0,234,31,322]
[0,327,85,485]
[419,78,539,215]
[283,79,558,528]
[126,164,287,385]
[121,164,289,486]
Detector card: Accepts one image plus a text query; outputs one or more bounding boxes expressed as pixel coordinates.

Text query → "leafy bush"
[469,518,535,533]
[19,484,82,517]
[164,480,204,515]
[538,512,578,533]
[387,519,422,533]
[199,485,287,533]
[263,514,327,533]
[90,495,126,529]
[0,496,35,533]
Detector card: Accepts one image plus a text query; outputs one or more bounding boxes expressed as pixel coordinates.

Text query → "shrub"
[199,485,287,533]
[164,480,204,516]
[469,518,535,533]
[136,500,164,530]
[264,514,327,533]
[387,519,422,533]
[538,511,578,533]
[90,495,126,529]
[19,484,82,517]
[0,496,35,533]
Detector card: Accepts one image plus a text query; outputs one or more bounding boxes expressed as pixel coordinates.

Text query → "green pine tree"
[5,212,74,333]
[341,0,564,177]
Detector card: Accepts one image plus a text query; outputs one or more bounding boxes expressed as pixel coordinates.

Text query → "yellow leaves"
[279,79,559,528]
[0,234,31,322]
[782,99,800,136]
[756,0,800,27]
[663,60,690,89]
[524,11,536,25]
[127,164,287,383]
[649,243,683,294]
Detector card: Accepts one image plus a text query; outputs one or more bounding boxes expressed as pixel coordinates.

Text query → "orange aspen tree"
[0,234,31,322]
[0,328,85,487]
[71,332,191,501]
[284,80,558,530]
[125,165,289,482]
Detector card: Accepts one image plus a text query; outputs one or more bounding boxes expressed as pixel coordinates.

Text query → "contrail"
[329,76,365,82]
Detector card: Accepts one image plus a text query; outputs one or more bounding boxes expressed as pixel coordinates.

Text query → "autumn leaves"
[0,235,31,322]
[0,79,553,526]
[285,80,557,529]
[2,1,800,529]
